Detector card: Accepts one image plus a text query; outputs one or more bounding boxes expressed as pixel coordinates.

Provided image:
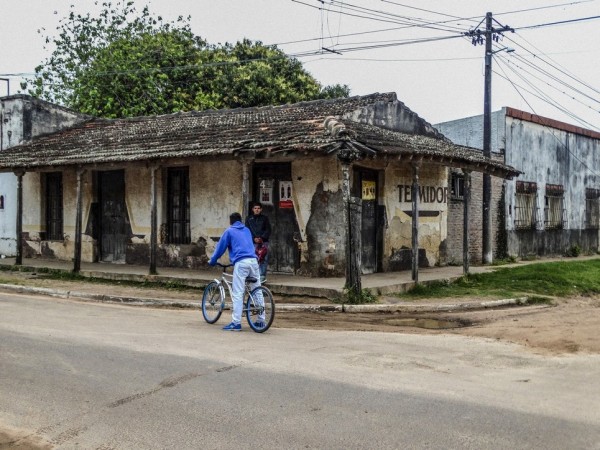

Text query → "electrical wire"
[495,59,600,178]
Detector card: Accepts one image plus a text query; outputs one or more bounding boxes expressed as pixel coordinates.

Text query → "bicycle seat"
[245,276,258,284]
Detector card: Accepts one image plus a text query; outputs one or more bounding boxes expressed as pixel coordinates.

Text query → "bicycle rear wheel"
[245,286,275,333]
[202,281,224,324]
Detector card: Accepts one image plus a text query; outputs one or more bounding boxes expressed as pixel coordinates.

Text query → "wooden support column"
[337,147,362,294]
[149,164,160,275]
[14,169,25,265]
[462,169,472,275]
[411,162,420,282]
[241,160,250,219]
[347,196,362,293]
[73,167,86,273]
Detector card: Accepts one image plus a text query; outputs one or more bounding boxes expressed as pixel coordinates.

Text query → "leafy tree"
[27,1,350,118]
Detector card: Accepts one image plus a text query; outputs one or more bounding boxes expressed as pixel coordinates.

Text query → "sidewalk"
[0,255,595,312]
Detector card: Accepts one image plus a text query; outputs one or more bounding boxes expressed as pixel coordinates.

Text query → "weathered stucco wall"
[18,156,450,274]
[22,170,96,262]
[504,116,600,230]
[298,158,345,276]
[504,116,600,256]
[437,109,600,259]
[0,95,89,257]
[0,174,16,256]
[383,164,448,270]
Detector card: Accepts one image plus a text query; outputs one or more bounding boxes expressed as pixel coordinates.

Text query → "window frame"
[585,188,600,230]
[450,172,464,200]
[45,172,64,241]
[544,184,565,230]
[166,167,191,245]
[514,181,537,230]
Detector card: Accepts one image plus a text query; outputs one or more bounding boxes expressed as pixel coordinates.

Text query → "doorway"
[98,170,130,263]
[252,163,300,273]
[353,168,379,274]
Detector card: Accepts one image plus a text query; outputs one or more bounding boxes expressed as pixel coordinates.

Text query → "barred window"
[544,184,565,229]
[166,167,191,244]
[45,172,63,240]
[515,181,537,229]
[450,173,464,200]
[585,188,600,229]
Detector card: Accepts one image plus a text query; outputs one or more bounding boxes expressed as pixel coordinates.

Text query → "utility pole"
[466,12,513,264]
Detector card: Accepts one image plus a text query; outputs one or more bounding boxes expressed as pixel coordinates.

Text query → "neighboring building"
[0,95,89,256]
[436,108,600,262]
[0,93,517,276]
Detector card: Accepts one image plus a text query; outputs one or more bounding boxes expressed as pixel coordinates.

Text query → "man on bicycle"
[208,212,262,331]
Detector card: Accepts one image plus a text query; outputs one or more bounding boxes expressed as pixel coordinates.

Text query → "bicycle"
[201,263,275,333]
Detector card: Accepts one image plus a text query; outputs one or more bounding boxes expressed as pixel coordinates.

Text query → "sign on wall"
[397,184,448,204]
[362,180,376,200]
[260,179,274,205]
[279,181,293,208]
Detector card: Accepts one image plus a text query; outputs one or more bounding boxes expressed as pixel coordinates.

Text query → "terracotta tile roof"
[0,92,520,178]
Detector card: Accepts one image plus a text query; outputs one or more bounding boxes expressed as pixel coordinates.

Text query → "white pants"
[231,257,261,324]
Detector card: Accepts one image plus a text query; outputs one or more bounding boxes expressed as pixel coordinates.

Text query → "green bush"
[566,244,581,257]
[337,287,378,305]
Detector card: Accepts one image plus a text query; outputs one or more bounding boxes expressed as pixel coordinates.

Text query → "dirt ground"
[276,296,600,356]
[1,270,599,356]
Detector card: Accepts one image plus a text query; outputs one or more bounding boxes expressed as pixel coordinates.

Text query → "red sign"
[279,200,293,209]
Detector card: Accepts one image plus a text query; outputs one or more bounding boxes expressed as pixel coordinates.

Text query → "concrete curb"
[0,283,532,313]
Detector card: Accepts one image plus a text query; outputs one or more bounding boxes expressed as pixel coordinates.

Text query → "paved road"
[1,292,599,449]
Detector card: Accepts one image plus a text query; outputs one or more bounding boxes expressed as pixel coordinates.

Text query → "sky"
[1,0,599,129]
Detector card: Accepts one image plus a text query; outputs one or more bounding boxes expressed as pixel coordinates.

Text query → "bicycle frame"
[213,267,257,312]
[202,263,275,332]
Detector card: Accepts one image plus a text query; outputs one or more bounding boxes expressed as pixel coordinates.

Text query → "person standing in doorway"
[246,201,271,283]
[208,212,261,331]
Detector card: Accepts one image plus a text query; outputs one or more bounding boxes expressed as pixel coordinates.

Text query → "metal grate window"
[544,184,565,229]
[514,181,537,229]
[45,172,63,240]
[585,188,600,229]
[167,167,191,244]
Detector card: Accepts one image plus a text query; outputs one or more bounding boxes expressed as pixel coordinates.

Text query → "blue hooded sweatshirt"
[209,221,257,266]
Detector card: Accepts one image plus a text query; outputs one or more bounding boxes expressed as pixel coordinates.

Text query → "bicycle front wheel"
[245,286,275,333]
[202,281,224,324]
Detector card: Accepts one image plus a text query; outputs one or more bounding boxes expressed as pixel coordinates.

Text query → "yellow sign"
[362,180,376,200]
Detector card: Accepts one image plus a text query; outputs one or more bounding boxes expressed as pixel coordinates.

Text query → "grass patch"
[396,259,600,300]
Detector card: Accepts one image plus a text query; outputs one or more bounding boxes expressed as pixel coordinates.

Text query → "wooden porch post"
[149,164,159,275]
[462,169,472,275]
[338,155,361,293]
[73,167,86,273]
[347,195,362,293]
[14,169,25,265]
[241,160,250,219]
[411,162,420,282]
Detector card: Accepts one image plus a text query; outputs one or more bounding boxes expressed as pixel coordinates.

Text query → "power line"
[494,58,600,178]
[515,14,600,30]
[494,57,599,131]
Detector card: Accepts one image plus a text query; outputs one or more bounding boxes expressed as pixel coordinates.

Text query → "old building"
[436,108,600,261]
[0,93,518,276]
[0,95,89,256]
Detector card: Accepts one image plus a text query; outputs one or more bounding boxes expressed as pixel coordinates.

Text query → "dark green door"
[98,170,129,263]
[252,163,299,274]
[354,168,378,274]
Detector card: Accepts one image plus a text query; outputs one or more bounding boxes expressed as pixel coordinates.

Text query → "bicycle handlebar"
[215,262,233,269]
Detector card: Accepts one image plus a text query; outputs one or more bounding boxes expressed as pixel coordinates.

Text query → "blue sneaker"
[222,322,241,331]
[253,321,266,329]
